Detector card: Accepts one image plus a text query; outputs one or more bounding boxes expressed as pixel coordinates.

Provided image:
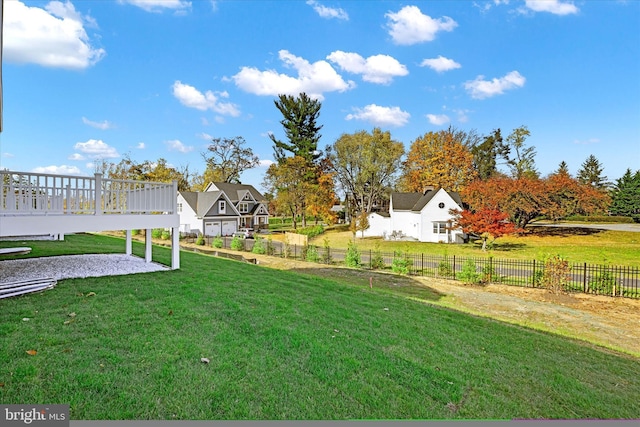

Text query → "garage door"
[222,221,236,236]
[204,222,220,236]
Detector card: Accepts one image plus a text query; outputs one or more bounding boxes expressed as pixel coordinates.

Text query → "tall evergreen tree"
[269,93,323,165]
[577,154,609,190]
[609,169,640,222]
[471,129,503,180]
[555,161,570,176]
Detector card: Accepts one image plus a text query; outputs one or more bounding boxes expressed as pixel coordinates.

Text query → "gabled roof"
[179,191,238,217]
[391,189,463,212]
[206,182,265,202]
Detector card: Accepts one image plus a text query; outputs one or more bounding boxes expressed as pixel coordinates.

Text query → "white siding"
[177,194,202,235]
[418,189,464,243]
[362,213,391,238]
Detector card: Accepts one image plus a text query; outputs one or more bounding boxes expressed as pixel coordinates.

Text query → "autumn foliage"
[451,208,517,250]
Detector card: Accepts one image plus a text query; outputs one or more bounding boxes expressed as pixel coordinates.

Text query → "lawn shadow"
[287,265,446,303]
[526,225,604,237]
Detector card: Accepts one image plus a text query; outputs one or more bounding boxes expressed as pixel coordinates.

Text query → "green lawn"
[1,234,639,420]
[315,227,640,267]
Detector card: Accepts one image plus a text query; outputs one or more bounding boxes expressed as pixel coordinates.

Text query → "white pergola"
[0,170,180,269]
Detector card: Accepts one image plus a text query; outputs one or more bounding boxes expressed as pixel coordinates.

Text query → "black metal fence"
[181,235,640,299]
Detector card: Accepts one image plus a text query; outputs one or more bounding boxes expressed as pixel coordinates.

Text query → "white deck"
[0,170,180,269]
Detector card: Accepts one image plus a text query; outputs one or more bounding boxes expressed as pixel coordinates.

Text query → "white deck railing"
[0,171,177,216]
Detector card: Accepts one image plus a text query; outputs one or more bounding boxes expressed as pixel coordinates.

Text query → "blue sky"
[1,0,639,192]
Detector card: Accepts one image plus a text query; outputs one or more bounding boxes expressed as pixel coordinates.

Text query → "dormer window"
[219,200,226,213]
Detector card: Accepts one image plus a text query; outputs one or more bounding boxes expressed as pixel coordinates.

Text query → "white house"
[177,182,269,236]
[361,187,466,243]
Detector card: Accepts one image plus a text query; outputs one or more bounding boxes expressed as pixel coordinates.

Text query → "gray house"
[177,182,269,236]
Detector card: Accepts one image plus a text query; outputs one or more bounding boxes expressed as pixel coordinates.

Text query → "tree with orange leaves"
[399,129,477,192]
[451,208,517,250]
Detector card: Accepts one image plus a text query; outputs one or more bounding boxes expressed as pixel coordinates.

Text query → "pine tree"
[555,161,570,176]
[577,154,609,190]
[609,169,640,222]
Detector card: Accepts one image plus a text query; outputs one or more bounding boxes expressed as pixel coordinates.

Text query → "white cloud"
[346,104,410,127]
[259,159,275,168]
[32,165,83,175]
[172,81,241,117]
[3,152,15,158]
[385,5,457,45]
[524,0,578,15]
[426,114,450,126]
[119,0,192,13]
[68,153,85,161]
[4,0,106,69]
[82,117,114,130]
[197,132,214,140]
[420,56,461,73]
[464,71,526,99]
[452,108,471,123]
[306,0,348,20]
[165,139,194,153]
[232,50,355,101]
[136,142,146,149]
[326,51,408,84]
[73,139,120,159]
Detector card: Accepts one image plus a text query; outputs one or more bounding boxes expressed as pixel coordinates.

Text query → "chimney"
[423,185,435,194]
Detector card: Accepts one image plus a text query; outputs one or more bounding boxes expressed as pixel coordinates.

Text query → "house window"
[438,202,445,209]
[433,222,448,234]
[219,200,226,213]
[177,203,182,213]
[239,202,249,213]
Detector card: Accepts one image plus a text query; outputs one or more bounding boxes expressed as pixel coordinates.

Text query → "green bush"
[195,234,205,246]
[370,245,385,270]
[391,251,411,275]
[151,228,163,239]
[305,245,320,263]
[131,229,140,236]
[481,258,496,283]
[321,237,333,265]
[230,235,244,251]
[589,270,617,295]
[437,259,453,278]
[345,240,361,268]
[266,238,276,256]
[458,259,482,285]
[161,230,170,240]
[252,237,266,254]
[297,225,325,239]
[212,235,223,249]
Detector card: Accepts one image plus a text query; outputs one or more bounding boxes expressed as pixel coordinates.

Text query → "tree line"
[96,92,640,230]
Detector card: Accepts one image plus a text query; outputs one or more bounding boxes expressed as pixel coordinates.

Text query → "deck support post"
[171,227,180,270]
[145,228,152,263]
[125,230,132,256]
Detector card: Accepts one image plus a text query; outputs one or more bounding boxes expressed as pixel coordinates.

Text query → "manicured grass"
[315,228,640,267]
[1,234,639,420]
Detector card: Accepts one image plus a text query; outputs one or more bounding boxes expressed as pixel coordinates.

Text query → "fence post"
[421,253,424,276]
[583,263,587,293]
[532,259,536,287]
[453,255,456,280]
[94,173,102,215]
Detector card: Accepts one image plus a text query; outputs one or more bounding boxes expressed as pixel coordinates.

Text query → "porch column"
[145,228,152,263]
[125,230,132,256]
[171,227,180,270]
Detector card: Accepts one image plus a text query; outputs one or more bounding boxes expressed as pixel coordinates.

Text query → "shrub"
[321,237,333,265]
[391,251,411,275]
[481,257,496,283]
[212,235,223,249]
[151,228,163,239]
[345,240,361,268]
[195,234,205,246]
[370,244,385,270]
[437,259,453,278]
[283,236,292,258]
[589,270,617,295]
[230,235,244,251]
[252,237,266,254]
[131,229,140,236]
[305,245,320,263]
[458,259,482,285]
[161,230,170,240]
[266,238,276,256]
[541,255,571,294]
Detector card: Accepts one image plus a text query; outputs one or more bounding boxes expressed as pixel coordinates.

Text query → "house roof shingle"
[208,182,265,202]
[391,189,462,212]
